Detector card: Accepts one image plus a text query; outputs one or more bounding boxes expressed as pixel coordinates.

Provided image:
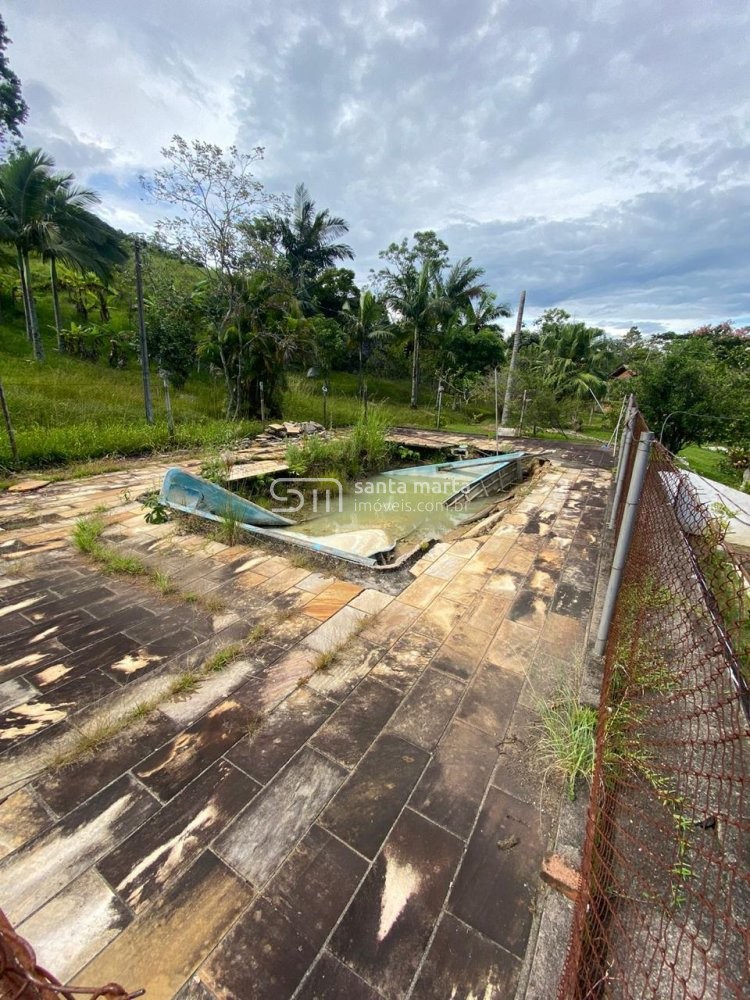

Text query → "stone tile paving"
[0,443,611,999]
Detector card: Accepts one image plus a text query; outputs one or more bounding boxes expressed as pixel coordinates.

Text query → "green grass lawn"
[677,444,741,488]
[1,294,610,479]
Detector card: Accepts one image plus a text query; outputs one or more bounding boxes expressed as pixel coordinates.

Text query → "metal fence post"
[594,431,654,657]
[607,394,635,531]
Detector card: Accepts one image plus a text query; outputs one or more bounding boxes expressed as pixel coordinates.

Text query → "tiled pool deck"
[0,441,610,999]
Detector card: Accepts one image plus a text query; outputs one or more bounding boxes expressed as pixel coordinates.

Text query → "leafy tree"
[0,15,27,145]
[309,267,358,320]
[384,259,440,407]
[144,254,200,388]
[636,327,750,453]
[251,183,353,304]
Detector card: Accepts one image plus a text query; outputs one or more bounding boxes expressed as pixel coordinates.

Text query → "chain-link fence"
[558,411,750,998]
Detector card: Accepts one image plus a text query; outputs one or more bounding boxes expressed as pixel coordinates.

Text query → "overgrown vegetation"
[537,693,598,801]
[286,406,393,483]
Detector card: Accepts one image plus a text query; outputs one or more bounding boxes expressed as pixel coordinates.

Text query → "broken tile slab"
[330,808,462,999]
[227,686,335,783]
[371,632,442,695]
[18,868,131,982]
[214,746,346,887]
[234,646,320,715]
[297,952,382,999]
[448,787,544,957]
[410,720,499,840]
[310,677,402,769]
[34,711,181,814]
[457,664,524,739]
[349,588,393,615]
[321,734,429,859]
[265,824,367,951]
[98,759,258,913]
[304,581,365,621]
[77,850,253,999]
[0,788,53,860]
[302,605,369,654]
[6,479,51,493]
[386,668,465,751]
[196,894,317,1000]
[135,699,254,801]
[410,912,522,1000]
[412,596,465,643]
[0,773,158,924]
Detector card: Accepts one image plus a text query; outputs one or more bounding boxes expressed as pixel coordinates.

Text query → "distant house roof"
[608,364,638,380]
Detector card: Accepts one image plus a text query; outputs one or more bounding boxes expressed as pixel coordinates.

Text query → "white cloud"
[5,0,750,331]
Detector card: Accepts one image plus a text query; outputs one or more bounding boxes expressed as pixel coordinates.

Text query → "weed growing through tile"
[536,693,597,801]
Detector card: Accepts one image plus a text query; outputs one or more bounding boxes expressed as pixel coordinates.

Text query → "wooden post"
[134,238,154,425]
[494,366,499,454]
[160,370,175,439]
[259,381,266,428]
[436,382,443,430]
[500,289,525,428]
[0,379,18,465]
[322,381,329,428]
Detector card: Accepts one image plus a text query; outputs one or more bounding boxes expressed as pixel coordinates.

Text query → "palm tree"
[343,290,391,396]
[0,148,55,359]
[462,290,510,335]
[256,184,354,302]
[41,188,128,350]
[0,148,127,358]
[385,260,438,408]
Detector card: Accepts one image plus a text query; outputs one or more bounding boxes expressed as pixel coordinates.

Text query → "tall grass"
[286,406,394,482]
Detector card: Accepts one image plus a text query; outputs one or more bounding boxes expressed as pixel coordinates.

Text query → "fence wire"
[559,420,750,999]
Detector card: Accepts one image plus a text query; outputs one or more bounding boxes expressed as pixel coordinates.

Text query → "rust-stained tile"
[18,869,131,982]
[253,555,292,578]
[99,759,258,912]
[0,774,158,923]
[77,851,253,998]
[330,808,462,998]
[412,596,464,642]
[228,686,335,783]
[464,593,512,634]
[233,570,266,590]
[214,747,346,886]
[304,580,364,621]
[0,788,53,860]
[498,547,535,575]
[296,571,337,594]
[398,574,447,609]
[411,720,498,839]
[258,566,310,595]
[411,912,521,999]
[135,700,253,801]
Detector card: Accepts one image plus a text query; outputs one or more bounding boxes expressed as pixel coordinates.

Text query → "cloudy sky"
[6,0,750,333]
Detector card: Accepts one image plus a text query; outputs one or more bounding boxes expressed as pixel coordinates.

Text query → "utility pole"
[0,379,18,465]
[134,238,154,425]
[500,289,526,428]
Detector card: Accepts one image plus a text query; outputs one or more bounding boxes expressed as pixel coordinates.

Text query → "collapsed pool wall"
[160,453,529,569]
